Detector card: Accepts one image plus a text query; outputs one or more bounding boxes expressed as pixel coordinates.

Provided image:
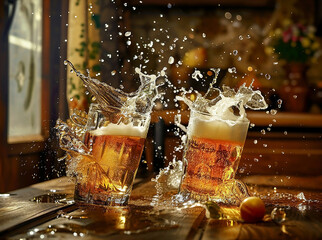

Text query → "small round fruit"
[240,197,266,222]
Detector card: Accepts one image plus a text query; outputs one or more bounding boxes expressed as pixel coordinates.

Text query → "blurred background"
[1,0,322,192]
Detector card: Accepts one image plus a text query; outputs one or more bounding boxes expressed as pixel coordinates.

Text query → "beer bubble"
[261,129,266,135]
[125,31,131,37]
[253,140,258,144]
[284,131,288,135]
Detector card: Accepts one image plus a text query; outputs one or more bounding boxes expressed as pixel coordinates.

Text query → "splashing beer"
[56,61,162,205]
[177,69,267,202]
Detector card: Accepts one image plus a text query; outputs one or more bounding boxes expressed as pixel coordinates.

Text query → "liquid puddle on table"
[15,204,179,239]
[30,193,70,203]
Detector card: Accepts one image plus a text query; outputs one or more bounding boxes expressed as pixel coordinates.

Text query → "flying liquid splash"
[63,60,162,117]
[177,68,268,124]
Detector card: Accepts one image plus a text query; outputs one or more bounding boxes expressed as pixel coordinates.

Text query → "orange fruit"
[240,197,266,222]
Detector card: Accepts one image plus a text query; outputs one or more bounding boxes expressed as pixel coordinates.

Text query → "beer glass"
[74,104,150,206]
[179,109,250,202]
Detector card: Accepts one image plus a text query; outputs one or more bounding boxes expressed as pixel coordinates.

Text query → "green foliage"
[91,14,101,28]
[274,38,309,63]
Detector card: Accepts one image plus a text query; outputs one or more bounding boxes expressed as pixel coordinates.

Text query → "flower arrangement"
[265,20,320,64]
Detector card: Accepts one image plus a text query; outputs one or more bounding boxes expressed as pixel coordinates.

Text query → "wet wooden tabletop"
[0,176,321,239]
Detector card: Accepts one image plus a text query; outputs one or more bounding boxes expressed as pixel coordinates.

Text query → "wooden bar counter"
[0,175,321,239]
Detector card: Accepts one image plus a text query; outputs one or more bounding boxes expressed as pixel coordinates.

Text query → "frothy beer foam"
[188,111,249,143]
[91,123,149,138]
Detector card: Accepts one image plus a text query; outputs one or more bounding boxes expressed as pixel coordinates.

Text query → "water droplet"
[111,70,116,76]
[228,67,237,73]
[254,158,259,162]
[265,74,271,80]
[125,31,131,37]
[225,12,232,19]
[168,56,174,64]
[239,35,243,40]
[270,109,277,115]
[277,99,283,108]
[271,208,286,223]
[233,50,238,56]
[261,129,266,135]
[202,33,206,38]
[297,192,306,201]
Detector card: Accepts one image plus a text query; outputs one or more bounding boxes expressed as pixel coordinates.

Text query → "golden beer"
[180,137,243,197]
[179,110,249,201]
[74,117,150,205]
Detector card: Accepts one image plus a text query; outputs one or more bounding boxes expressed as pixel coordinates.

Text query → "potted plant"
[265,20,320,112]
